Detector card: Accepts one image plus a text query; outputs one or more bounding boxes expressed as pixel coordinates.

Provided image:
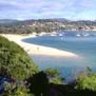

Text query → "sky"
[0,0,96,20]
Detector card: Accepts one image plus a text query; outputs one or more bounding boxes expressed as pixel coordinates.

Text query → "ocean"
[22,31,96,82]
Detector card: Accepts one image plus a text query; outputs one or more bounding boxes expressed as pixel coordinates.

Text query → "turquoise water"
[23,31,96,82]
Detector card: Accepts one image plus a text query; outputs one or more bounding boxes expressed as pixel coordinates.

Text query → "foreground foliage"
[0,36,38,80]
[1,82,33,96]
[0,36,38,95]
[76,72,96,91]
[45,68,64,84]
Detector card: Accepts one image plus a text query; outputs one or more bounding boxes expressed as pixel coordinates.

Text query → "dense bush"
[44,68,64,84]
[1,81,33,96]
[0,36,38,80]
[76,72,96,91]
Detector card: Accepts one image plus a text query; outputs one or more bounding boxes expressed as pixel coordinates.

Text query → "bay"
[23,31,96,82]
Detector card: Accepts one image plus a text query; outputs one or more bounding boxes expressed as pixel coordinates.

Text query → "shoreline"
[0,34,78,57]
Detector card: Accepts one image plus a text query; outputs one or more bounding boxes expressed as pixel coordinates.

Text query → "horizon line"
[0,18,96,21]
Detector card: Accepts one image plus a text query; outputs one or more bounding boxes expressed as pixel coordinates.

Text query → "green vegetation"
[76,72,96,91]
[45,68,64,84]
[1,82,33,96]
[0,36,38,80]
[0,36,38,95]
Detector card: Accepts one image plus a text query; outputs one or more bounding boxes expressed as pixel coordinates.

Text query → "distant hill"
[0,19,18,24]
[0,18,96,34]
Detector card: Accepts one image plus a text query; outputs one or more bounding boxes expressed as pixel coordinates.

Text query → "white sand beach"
[0,34,78,57]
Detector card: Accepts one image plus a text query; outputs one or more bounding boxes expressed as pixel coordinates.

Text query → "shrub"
[0,36,38,80]
[1,81,34,96]
[44,68,64,84]
[76,72,96,91]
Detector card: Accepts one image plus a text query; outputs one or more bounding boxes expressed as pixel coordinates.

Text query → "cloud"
[0,0,96,20]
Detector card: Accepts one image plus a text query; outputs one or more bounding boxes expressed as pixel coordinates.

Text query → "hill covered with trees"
[0,19,96,34]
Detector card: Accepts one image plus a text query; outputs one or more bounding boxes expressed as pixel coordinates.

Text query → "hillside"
[0,19,18,24]
[0,18,96,34]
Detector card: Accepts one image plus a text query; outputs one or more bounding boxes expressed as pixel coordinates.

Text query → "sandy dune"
[0,34,78,57]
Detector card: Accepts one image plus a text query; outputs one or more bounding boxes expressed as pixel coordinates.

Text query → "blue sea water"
[22,31,96,82]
